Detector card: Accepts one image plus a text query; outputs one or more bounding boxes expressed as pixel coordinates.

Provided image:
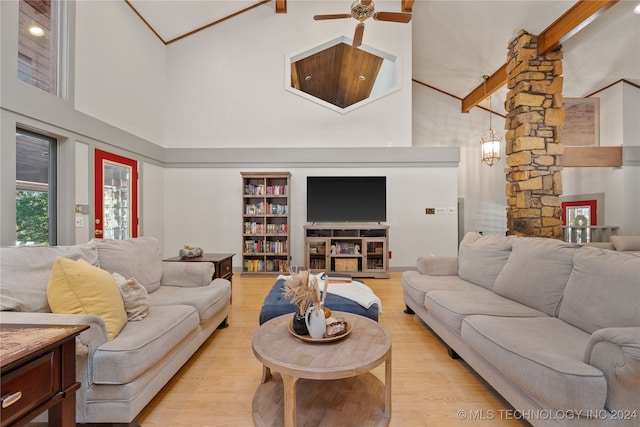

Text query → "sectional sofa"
[0,237,231,426]
[402,232,639,427]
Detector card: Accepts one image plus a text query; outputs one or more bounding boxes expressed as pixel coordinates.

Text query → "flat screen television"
[306,176,386,222]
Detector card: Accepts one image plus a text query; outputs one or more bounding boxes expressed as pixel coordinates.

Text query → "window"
[16,129,57,246]
[18,0,60,95]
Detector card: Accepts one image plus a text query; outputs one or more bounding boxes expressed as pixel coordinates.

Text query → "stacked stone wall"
[505,30,565,238]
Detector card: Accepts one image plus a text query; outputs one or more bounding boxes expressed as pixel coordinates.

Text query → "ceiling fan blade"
[352,23,365,48]
[314,13,351,20]
[373,11,412,23]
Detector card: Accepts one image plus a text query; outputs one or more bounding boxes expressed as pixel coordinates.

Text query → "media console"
[304,223,389,278]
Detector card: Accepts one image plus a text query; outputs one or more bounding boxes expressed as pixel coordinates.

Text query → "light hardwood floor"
[139,273,529,427]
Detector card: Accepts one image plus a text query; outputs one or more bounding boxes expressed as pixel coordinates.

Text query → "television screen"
[306,176,386,222]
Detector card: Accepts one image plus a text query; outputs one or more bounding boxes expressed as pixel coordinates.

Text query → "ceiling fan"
[314,0,412,48]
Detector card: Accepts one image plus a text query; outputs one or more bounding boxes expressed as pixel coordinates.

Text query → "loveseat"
[0,237,231,426]
[402,232,640,427]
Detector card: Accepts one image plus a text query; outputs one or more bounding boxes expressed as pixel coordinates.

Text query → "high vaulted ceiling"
[127,0,640,115]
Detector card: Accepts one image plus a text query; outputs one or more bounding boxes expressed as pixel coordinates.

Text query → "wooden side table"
[164,253,235,302]
[1,323,89,427]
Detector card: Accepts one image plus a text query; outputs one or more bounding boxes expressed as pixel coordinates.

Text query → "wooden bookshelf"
[241,172,291,274]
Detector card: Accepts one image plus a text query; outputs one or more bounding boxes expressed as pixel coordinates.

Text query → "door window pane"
[18,0,59,94]
[102,162,132,239]
[95,149,138,240]
[16,129,57,246]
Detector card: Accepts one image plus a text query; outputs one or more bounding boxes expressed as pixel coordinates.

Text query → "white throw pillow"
[112,272,150,321]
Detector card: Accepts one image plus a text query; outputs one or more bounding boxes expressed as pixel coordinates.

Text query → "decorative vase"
[305,304,326,339]
[292,312,308,335]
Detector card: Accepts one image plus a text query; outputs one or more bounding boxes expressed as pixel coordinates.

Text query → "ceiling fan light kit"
[314,0,411,48]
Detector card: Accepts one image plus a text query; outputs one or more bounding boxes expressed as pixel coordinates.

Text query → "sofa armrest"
[584,327,640,413]
[416,256,458,276]
[161,261,215,287]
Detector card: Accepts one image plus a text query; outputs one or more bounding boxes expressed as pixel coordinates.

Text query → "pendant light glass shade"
[480,128,502,166]
[480,75,501,167]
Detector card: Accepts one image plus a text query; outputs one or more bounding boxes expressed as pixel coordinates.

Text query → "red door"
[94,149,138,239]
[561,200,597,226]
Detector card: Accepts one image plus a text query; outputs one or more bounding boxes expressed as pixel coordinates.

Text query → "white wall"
[74,141,90,243]
[622,83,640,234]
[141,162,165,243]
[413,82,508,236]
[162,166,458,269]
[563,82,640,234]
[74,0,166,144]
[2,0,637,253]
[163,1,411,148]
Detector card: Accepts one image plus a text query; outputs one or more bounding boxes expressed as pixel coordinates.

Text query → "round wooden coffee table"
[251,311,392,427]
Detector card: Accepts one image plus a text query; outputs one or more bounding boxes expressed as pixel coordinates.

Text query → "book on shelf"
[322,272,352,284]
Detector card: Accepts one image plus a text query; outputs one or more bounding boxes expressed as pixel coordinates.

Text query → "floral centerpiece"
[283,270,321,315]
[283,270,327,336]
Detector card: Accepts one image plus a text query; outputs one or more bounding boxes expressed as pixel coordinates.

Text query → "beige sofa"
[586,235,640,255]
[402,232,640,427]
[0,237,231,426]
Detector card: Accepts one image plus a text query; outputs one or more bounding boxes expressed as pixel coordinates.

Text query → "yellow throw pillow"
[47,257,127,340]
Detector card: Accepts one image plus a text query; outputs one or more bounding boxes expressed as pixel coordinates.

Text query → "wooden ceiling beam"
[460,64,507,114]
[461,0,619,113]
[538,0,618,54]
[275,0,286,14]
[402,0,415,13]
[562,146,622,167]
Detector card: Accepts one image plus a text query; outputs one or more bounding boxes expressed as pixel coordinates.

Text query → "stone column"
[504,30,565,238]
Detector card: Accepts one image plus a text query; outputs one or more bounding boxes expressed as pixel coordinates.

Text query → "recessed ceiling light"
[29,25,45,37]
[305,75,312,81]
[634,4,640,14]
[359,75,366,81]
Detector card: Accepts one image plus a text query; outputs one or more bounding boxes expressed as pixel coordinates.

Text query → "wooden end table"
[1,324,89,427]
[164,253,235,302]
[251,312,392,427]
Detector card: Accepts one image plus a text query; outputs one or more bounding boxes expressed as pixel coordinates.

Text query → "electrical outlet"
[435,207,447,215]
[425,208,435,215]
[448,207,456,214]
[75,216,84,227]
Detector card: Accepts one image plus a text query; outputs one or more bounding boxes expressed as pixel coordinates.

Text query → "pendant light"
[480,75,502,166]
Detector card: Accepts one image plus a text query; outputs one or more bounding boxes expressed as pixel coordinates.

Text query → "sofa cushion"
[47,257,127,340]
[610,235,640,251]
[92,304,199,384]
[416,256,458,276]
[0,243,98,312]
[93,237,163,293]
[559,247,640,334]
[425,289,547,334]
[493,237,578,316]
[401,270,482,307]
[161,261,215,287]
[457,232,514,290]
[148,279,231,323]
[462,315,607,412]
[113,272,150,321]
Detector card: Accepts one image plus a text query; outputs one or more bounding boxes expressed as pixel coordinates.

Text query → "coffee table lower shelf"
[252,371,389,427]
